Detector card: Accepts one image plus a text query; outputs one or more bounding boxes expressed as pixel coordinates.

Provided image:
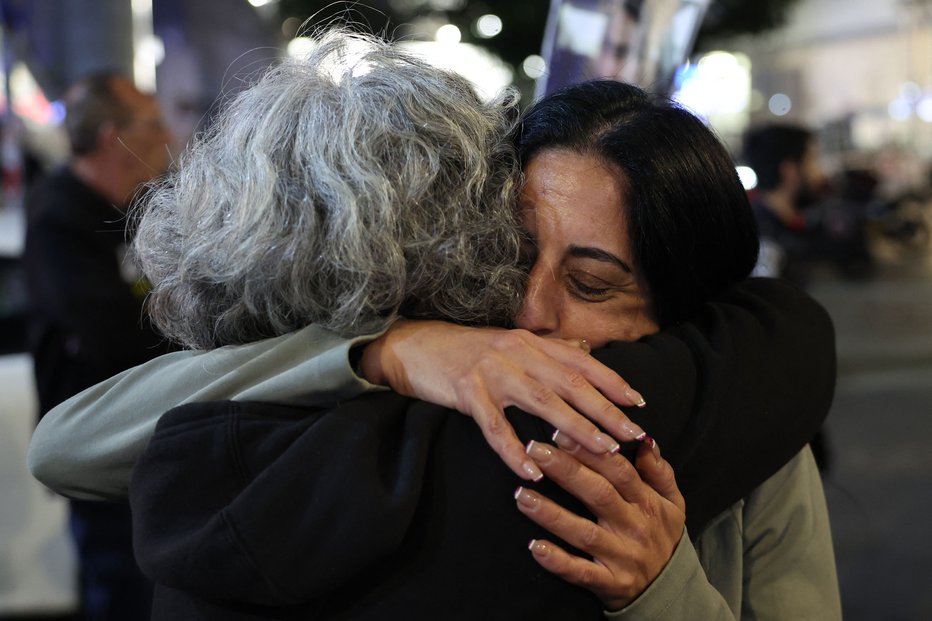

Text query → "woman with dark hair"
[516,79,759,328]
[355,81,840,616]
[30,34,837,619]
[505,80,838,615]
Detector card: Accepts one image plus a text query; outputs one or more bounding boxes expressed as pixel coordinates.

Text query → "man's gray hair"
[134,30,527,349]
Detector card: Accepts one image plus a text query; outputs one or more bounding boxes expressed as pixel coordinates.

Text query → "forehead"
[520,148,629,238]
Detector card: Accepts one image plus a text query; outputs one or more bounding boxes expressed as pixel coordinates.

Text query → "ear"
[95,120,120,151]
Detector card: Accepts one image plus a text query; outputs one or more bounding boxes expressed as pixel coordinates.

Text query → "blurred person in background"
[743,123,835,471]
[743,123,828,287]
[819,167,876,279]
[22,72,173,621]
[745,124,879,281]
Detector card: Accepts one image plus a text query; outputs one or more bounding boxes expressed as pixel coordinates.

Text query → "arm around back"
[594,277,835,531]
[28,325,382,500]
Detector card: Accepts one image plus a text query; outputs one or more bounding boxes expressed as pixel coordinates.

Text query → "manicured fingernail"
[579,338,590,353]
[594,432,620,454]
[551,430,580,452]
[626,387,647,407]
[525,440,554,464]
[639,434,661,462]
[514,486,539,509]
[522,460,544,482]
[621,421,646,441]
[528,539,549,555]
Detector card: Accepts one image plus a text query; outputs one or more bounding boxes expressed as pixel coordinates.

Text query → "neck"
[758,189,799,224]
[70,156,134,209]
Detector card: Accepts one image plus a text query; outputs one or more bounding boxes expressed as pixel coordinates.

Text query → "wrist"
[359,332,390,387]
[359,318,418,393]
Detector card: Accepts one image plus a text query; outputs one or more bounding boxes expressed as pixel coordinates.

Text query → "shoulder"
[693,445,824,548]
[148,393,440,470]
[26,168,111,232]
[151,399,329,452]
[716,277,831,325]
[691,446,833,612]
[743,445,824,521]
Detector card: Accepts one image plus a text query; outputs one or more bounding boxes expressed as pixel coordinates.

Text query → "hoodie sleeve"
[130,394,442,606]
[28,324,384,502]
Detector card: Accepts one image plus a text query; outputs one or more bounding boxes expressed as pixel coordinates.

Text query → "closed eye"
[568,274,613,301]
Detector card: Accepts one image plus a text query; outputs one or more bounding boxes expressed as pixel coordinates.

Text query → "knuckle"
[615,573,637,597]
[576,565,602,589]
[610,456,638,487]
[656,460,677,487]
[565,370,587,389]
[630,520,652,544]
[451,374,483,409]
[494,330,529,354]
[483,411,509,439]
[640,495,659,520]
[472,351,505,376]
[590,479,619,510]
[528,384,557,407]
[579,521,603,549]
[564,345,590,365]
[452,372,477,394]
[598,400,621,420]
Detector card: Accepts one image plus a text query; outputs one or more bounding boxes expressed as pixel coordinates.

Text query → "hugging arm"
[28,325,381,501]
[368,277,835,530]
[29,277,832,516]
[594,277,835,530]
[28,320,643,498]
[359,319,650,481]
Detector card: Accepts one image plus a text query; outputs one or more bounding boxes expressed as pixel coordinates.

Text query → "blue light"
[50,101,66,125]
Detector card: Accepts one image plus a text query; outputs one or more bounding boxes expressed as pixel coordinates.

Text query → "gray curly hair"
[134,30,527,349]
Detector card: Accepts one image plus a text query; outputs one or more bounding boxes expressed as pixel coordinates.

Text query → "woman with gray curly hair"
[136,32,525,348]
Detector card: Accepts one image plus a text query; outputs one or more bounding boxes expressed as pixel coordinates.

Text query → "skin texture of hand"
[515,434,686,611]
[359,319,648,481]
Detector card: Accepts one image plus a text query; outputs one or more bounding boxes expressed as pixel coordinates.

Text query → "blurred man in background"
[23,72,173,621]
[743,123,835,473]
[744,123,828,286]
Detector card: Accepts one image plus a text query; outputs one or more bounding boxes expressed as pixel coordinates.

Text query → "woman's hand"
[514,434,686,611]
[359,319,648,481]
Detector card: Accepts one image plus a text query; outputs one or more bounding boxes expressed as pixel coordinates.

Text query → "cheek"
[563,298,659,346]
[139,138,170,170]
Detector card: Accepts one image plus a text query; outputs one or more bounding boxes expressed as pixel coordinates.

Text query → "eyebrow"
[568,245,633,274]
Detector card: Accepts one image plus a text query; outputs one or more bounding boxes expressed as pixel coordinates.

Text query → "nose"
[514,261,560,336]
